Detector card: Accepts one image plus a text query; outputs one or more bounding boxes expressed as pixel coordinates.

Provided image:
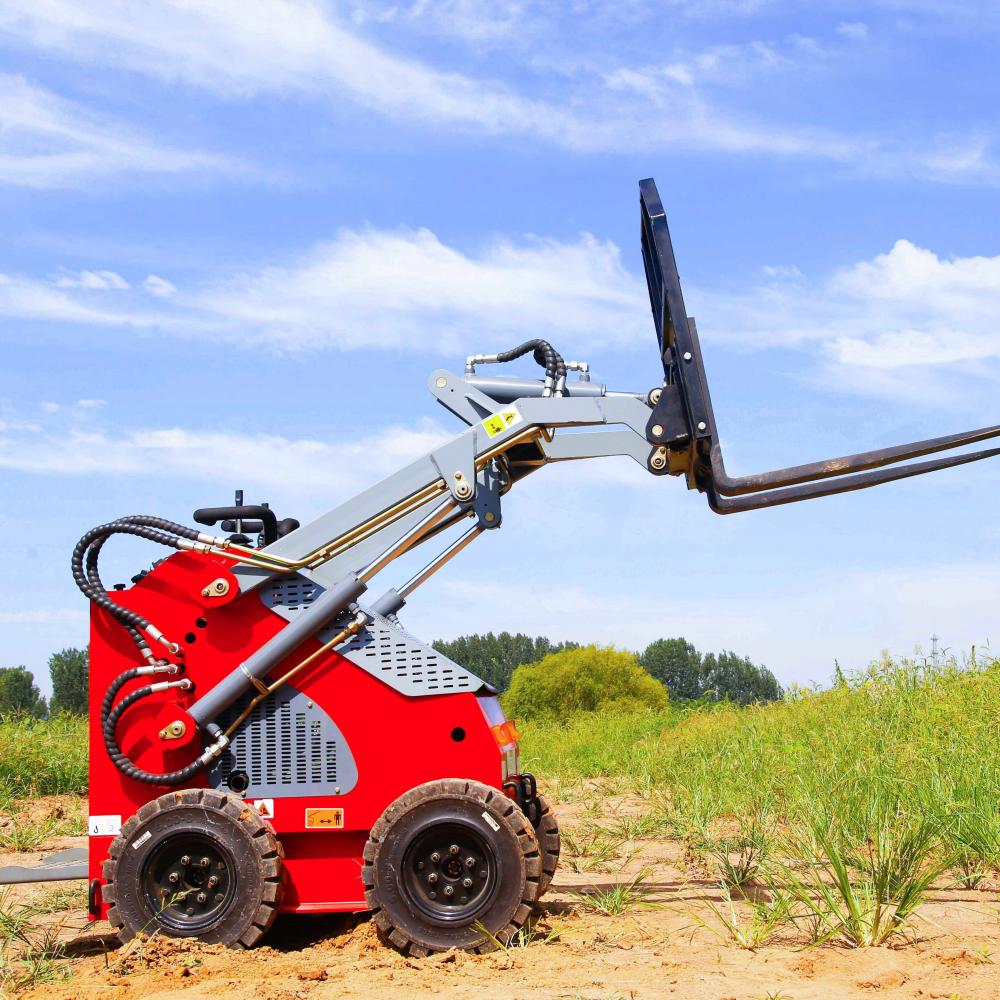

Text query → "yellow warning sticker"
[305,808,344,829]
[482,406,522,439]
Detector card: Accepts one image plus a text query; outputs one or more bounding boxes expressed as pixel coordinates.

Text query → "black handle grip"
[194,505,278,545]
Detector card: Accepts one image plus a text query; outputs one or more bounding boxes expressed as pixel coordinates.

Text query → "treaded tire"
[102,788,283,948]
[531,793,560,899]
[362,779,542,956]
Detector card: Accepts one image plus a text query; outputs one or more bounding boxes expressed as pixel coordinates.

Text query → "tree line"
[0,648,87,718]
[434,632,782,705]
[0,634,782,718]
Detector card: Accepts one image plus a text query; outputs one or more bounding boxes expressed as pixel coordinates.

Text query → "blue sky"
[1,1,999,697]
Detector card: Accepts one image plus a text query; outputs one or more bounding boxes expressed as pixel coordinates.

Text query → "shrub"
[502,645,668,721]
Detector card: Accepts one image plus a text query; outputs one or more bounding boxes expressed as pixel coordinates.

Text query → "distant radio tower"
[930,634,943,666]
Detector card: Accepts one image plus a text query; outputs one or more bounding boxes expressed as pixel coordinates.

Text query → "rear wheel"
[102,788,283,948]
[531,793,560,899]
[362,779,542,956]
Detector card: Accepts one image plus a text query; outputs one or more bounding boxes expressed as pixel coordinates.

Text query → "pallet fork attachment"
[638,178,1000,513]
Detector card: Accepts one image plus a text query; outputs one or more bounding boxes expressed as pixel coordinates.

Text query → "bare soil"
[9,793,1000,1000]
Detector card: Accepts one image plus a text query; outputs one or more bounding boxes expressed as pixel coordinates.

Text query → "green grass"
[0,714,87,799]
[522,650,1000,947]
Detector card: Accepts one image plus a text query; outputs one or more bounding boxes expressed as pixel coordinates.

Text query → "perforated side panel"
[260,574,324,620]
[206,684,357,798]
[320,611,484,697]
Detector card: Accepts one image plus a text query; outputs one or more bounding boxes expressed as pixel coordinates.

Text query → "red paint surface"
[88,551,516,916]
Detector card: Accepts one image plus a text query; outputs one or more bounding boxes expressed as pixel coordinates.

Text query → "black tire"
[531,793,560,899]
[362,779,542,956]
[102,788,283,948]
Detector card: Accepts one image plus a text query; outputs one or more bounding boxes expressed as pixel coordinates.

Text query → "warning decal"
[482,406,522,439]
[305,808,345,829]
[252,799,274,819]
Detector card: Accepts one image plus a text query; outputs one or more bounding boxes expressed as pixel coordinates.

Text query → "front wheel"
[362,779,542,956]
[102,789,283,948]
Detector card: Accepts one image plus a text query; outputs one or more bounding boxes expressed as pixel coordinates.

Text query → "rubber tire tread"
[362,779,541,957]
[102,788,283,949]
[531,793,560,899]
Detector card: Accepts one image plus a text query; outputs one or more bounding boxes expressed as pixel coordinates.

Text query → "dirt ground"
[7,792,1000,1000]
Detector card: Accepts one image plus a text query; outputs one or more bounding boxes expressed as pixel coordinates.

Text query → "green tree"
[640,638,702,699]
[700,650,783,705]
[49,647,89,715]
[502,645,668,720]
[0,667,47,719]
[433,632,576,692]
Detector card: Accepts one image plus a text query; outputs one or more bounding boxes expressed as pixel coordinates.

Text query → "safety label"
[88,815,121,837]
[305,808,344,829]
[252,799,274,819]
[482,406,522,439]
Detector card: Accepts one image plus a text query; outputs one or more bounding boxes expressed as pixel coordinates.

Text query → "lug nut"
[464,857,475,868]
[180,855,190,867]
[199,857,211,868]
[462,877,473,888]
[427,873,439,884]
[196,892,207,904]
[430,852,441,863]
[448,844,460,855]
[443,885,454,897]
[168,872,180,884]
[215,893,224,904]
[207,875,219,888]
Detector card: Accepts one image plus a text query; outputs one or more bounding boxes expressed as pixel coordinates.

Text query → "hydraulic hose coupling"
[136,662,182,677]
[199,724,230,766]
[177,533,232,554]
[143,624,181,655]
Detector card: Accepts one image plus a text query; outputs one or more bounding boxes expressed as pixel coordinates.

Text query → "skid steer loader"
[50,179,999,955]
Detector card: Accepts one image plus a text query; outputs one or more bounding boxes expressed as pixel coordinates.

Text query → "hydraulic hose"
[493,339,567,395]
[101,667,204,786]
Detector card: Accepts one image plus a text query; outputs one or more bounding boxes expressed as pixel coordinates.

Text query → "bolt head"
[449,844,460,855]
[196,892,207,904]
[430,852,441,863]
[464,857,475,868]
[683,351,693,361]
[443,885,455,897]
[180,856,190,867]
[199,857,211,868]
[427,872,439,883]
[436,377,447,388]
[651,424,663,437]
[649,388,662,405]
[697,421,707,431]
[207,875,219,887]
[168,872,180,884]
[462,877,473,888]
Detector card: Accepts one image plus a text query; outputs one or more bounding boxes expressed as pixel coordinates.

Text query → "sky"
[1,1,999,698]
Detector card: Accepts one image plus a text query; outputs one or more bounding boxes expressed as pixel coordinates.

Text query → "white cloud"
[695,239,1000,377]
[143,274,176,298]
[53,269,129,290]
[836,21,869,40]
[0,227,648,353]
[0,2,992,178]
[0,408,452,502]
[0,74,233,189]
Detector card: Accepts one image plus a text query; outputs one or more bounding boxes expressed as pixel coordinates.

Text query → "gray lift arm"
[186,175,1000,744]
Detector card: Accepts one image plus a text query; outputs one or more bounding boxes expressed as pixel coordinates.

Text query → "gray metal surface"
[188,572,366,727]
[0,847,88,885]
[206,683,358,798]
[321,611,485,696]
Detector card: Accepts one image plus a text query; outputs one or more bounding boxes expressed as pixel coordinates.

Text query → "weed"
[696,883,791,950]
[0,890,70,994]
[571,870,657,916]
[775,811,948,947]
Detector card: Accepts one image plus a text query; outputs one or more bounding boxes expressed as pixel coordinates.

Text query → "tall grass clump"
[0,713,87,799]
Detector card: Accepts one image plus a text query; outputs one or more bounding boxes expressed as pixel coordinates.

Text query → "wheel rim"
[401,821,499,925]
[139,832,237,933]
